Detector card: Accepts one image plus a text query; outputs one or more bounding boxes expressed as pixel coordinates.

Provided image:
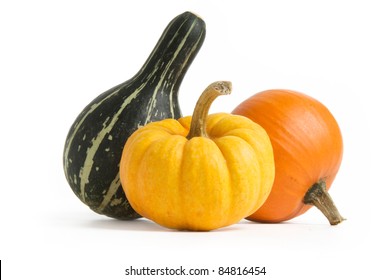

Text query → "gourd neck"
[136,12,206,91]
[187,81,232,139]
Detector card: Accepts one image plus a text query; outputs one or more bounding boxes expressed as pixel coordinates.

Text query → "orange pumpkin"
[232,89,344,225]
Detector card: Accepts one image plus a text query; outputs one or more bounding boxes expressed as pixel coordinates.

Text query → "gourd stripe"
[97,172,121,212]
[144,20,198,124]
[79,82,147,201]
[63,86,122,179]
[168,31,204,117]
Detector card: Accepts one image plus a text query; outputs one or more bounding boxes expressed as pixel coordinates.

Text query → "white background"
[1,0,387,279]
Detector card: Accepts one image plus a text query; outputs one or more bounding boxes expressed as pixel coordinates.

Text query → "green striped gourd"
[63,12,206,219]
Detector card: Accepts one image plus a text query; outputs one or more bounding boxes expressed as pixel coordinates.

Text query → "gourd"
[232,89,344,225]
[63,12,206,219]
[120,81,275,231]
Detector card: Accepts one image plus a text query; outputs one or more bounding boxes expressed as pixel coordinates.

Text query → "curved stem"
[303,180,345,225]
[186,81,232,139]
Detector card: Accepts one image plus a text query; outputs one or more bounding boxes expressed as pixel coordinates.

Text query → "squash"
[63,12,206,219]
[119,81,275,231]
[232,89,344,225]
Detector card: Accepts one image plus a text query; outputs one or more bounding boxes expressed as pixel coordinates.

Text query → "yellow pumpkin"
[120,81,275,231]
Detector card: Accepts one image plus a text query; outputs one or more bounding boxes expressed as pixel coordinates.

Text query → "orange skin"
[232,89,343,223]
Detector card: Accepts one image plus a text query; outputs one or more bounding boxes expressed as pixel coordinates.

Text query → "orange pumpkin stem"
[303,180,345,225]
[187,81,232,139]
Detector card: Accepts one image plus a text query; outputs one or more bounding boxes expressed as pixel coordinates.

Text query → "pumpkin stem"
[186,81,232,139]
[303,180,345,225]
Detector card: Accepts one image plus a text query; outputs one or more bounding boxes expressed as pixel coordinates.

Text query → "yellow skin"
[120,113,275,231]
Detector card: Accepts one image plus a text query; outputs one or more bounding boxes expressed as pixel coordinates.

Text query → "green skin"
[63,12,206,219]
